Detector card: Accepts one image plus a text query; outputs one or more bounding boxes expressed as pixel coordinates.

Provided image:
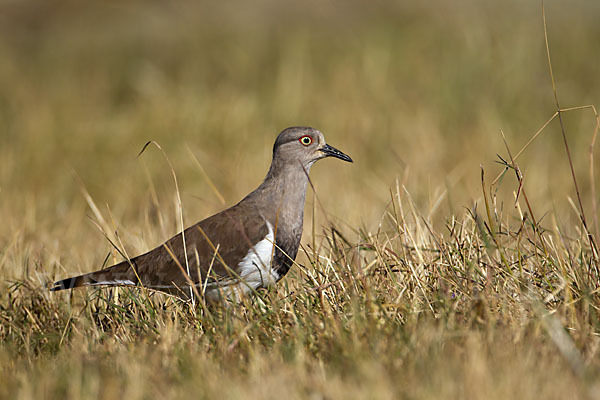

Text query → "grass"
[1,1,600,398]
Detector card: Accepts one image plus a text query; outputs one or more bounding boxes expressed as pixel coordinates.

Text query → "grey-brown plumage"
[50,127,352,301]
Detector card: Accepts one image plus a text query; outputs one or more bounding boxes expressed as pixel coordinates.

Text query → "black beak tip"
[320,144,353,163]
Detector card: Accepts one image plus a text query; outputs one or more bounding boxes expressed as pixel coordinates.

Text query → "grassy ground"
[1,1,600,398]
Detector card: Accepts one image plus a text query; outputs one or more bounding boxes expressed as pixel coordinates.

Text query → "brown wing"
[50,204,270,296]
[136,205,270,289]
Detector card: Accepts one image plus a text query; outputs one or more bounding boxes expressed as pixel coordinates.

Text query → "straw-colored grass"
[1,1,599,399]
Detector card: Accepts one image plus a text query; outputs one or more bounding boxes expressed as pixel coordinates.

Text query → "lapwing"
[50,127,352,301]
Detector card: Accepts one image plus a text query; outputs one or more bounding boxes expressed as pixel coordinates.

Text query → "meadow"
[1,1,599,398]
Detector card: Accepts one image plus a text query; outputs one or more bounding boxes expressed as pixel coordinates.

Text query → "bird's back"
[51,201,277,300]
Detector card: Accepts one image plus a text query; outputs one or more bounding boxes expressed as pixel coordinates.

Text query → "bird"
[50,127,352,301]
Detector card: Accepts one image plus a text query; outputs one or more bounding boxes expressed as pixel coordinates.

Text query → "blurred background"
[0,0,599,279]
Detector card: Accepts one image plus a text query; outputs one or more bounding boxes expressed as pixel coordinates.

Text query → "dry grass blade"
[542,2,598,267]
[138,141,194,302]
[187,146,226,206]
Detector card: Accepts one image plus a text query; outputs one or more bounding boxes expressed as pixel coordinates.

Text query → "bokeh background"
[1,2,600,399]
[0,0,599,278]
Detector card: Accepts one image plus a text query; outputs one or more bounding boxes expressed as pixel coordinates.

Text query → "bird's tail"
[50,261,138,291]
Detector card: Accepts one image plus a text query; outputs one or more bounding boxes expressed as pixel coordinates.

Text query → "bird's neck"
[245,161,311,231]
[239,158,313,279]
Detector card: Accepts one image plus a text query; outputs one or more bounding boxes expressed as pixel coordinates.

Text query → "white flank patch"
[204,221,277,302]
[237,220,277,290]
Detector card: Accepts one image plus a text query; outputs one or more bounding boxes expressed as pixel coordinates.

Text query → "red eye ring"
[299,135,313,146]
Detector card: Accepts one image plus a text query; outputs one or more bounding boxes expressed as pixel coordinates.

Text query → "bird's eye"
[299,135,312,146]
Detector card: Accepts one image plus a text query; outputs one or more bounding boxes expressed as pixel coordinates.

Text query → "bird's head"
[272,127,353,170]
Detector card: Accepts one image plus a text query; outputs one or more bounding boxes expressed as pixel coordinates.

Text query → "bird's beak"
[319,144,353,163]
